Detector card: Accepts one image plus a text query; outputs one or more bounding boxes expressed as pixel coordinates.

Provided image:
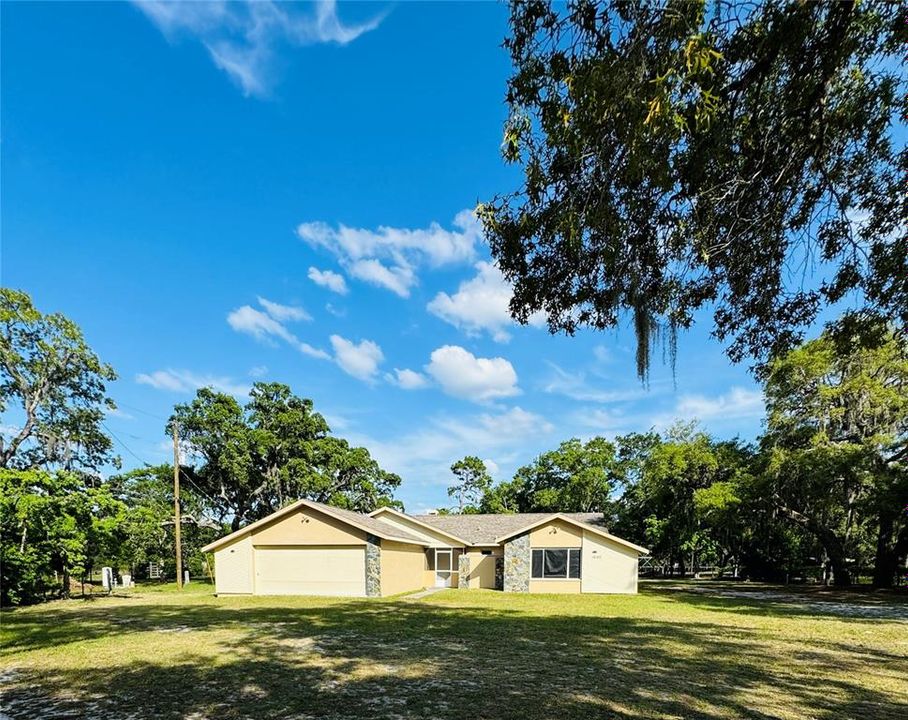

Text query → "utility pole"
[173,421,183,590]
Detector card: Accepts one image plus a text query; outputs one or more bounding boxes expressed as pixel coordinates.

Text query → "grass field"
[1,582,906,719]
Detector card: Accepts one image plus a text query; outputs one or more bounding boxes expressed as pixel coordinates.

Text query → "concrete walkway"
[402,587,445,601]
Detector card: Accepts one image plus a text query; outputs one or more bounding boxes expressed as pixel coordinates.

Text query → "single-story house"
[201,499,649,597]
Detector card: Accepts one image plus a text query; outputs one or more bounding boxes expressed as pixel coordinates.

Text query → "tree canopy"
[170,382,402,529]
[479,0,907,379]
[447,456,492,513]
[759,318,908,585]
[0,288,118,472]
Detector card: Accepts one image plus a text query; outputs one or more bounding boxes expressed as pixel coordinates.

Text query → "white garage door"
[254,546,366,596]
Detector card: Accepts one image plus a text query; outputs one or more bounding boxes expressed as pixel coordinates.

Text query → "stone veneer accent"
[365,534,381,597]
[503,532,530,592]
[458,554,470,589]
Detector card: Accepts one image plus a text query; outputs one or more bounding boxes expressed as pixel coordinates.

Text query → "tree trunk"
[829,553,851,587]
[778,501,852,586]
[873,513,908,588]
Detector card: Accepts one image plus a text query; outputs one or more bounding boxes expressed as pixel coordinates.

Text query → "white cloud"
[593,345,611,363]
[347,258,415,297]
[256,296,310,322]
[543,362,655,403]
[425,345,519,402]
[571,407,635,434]
[674,387,765,422]
[105,406,134,420]
[248,365,269,377]
[330,335,384,382]
[296,209,480,297]
[427,261,544,342]
[347,406,554,489]
[134,0,384,97]
[227,302,329,359]
[308,267,348,295]
[136,369,250,396]
[387,368,429,390]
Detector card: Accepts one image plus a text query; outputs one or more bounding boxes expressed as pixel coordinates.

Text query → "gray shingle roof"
[409,512,608,545]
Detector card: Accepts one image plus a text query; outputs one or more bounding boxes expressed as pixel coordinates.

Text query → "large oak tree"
[480,0,906,379]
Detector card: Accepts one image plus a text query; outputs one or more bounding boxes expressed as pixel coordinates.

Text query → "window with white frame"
[531,548,581,579]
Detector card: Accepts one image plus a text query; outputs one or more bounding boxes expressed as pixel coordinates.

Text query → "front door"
[435,549,453,587]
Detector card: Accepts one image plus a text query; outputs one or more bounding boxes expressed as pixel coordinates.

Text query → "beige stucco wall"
[464,547,501,589]
[380,541,426,596]
[370,509,460,547]
[253,506,367,545]
[581,529,639,593]
[213,534,253,594]
[528,579,582,593]
[212,505,371,596]
[529,518,583,548]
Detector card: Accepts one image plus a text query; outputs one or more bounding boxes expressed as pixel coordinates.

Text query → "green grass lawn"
[1,582,906,719]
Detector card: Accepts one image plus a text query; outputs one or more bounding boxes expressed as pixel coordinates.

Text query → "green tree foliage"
[447,456,492,513]
[497,437,621,513]
[170,383,401,529]
[0,288,118,472]
[760,318,908,586]
[480,0,907,379]
[107,465,221,580]
[0,469,125,605]
[629,425,754,574]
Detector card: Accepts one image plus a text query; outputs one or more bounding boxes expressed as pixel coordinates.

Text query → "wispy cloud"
[227,297,328,359]
[573,386,765,437]
[672,387,765,424]
[427,261,545,342]
[297,209,480,298]
[308,267,348,295]
[347,406,554,493]
[136,369,250,396]
[134,0,385,97]
[347,258,415,298]
[256,296,310,322]
[543,361,656,404]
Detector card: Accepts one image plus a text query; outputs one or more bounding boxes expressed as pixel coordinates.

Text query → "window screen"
[568,549,581,578]
[544,549,568,577]
[531,548,581,579]
[532,549,544,578]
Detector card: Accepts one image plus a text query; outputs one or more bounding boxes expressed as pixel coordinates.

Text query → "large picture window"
[531,548,581,579]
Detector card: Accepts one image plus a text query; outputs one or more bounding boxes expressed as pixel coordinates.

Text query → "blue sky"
[3,1,772,512]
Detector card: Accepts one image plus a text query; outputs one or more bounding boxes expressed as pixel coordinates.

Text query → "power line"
[101,421,149,468]
[102,419,222,507]
[112,402,169,421]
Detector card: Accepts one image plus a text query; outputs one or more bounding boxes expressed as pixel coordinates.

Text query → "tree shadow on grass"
[648,583,908,622]
[2,595,907,720]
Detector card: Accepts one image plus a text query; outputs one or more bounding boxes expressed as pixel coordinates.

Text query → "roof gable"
[201,499,426,553]
[492,514,649,554]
